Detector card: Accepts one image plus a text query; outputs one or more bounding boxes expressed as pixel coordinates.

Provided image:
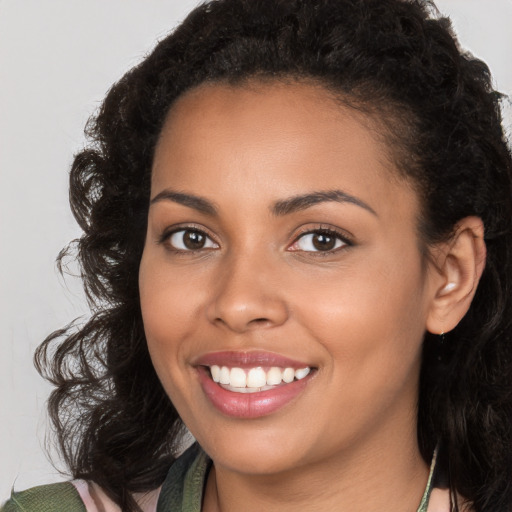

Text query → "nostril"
[250,318,271,326]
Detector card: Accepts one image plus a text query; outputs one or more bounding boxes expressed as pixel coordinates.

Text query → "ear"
[426,216,486,335]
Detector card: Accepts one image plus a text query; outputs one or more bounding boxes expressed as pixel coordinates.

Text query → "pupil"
[312,233,335,251]
[184,231,205,250]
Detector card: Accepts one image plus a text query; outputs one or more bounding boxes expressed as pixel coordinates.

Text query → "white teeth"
[247,367,267,388]
[266,366,283,385]
[222,384,274,394]
[294,367,311,380]
[208,364,312,389]
[219,366,230,385]
[211,365,220,382]
[282,367,295,383]
[230,367,247,388]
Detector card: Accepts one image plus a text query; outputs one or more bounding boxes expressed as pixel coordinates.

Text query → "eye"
[289,230,348,252]
[166,229,218,251]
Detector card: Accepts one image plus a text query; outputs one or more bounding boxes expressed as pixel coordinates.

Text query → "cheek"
[140,246,207,324]
[294,268,427,441]
[139,258,206,419]
[292,252,428,380]
[139,252,198,373]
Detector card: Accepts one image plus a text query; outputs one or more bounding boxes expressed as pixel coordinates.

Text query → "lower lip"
[197,366,313,419]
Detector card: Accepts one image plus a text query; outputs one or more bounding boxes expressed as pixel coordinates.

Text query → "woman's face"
[139,81,439,476]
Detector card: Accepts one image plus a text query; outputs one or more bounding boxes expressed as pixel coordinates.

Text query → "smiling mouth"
[206,365,313,393]
[196,354,316,418]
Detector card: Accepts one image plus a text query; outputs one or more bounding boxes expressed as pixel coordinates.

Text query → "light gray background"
[1,0,511,498]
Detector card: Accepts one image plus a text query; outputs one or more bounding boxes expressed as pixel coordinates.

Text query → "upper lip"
[193,350,312,369]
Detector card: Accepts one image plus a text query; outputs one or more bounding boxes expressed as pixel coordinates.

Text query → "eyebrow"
[150,188,377,217]
[272,190,377,217]
[150,190,217,215]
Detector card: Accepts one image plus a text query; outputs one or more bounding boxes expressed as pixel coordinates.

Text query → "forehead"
[158,80,385,163]
[152,80,419,221]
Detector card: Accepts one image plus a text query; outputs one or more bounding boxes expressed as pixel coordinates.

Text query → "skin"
[139,81,485,511]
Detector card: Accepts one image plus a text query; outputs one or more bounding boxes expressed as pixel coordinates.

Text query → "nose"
[206,251,289,333]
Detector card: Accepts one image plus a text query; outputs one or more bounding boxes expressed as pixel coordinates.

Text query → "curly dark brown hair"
[35,0,512,510]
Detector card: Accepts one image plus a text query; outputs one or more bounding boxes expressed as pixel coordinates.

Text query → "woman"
[3,0,511,510]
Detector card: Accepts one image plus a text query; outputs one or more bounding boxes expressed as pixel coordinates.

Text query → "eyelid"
[158,224,219,251]
[156,223,352,254]
[287,225,354,253]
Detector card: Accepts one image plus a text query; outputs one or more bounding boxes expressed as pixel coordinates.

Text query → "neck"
[203,426,430,512]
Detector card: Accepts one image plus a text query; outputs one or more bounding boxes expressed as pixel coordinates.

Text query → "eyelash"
[158,225,353,255]
[289,227,353,255]
[158,226,219,253]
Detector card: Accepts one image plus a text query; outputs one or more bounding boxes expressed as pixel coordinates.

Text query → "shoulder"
[157,443,211,511]
[1,481,86,512]
[2,479,161,512]
[1,446,203,512]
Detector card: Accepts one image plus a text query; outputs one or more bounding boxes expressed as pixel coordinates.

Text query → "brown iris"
[182,230,207,250]
[312,232,337,251]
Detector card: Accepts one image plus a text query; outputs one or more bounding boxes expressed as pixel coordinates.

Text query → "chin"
[192,421,320,476]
